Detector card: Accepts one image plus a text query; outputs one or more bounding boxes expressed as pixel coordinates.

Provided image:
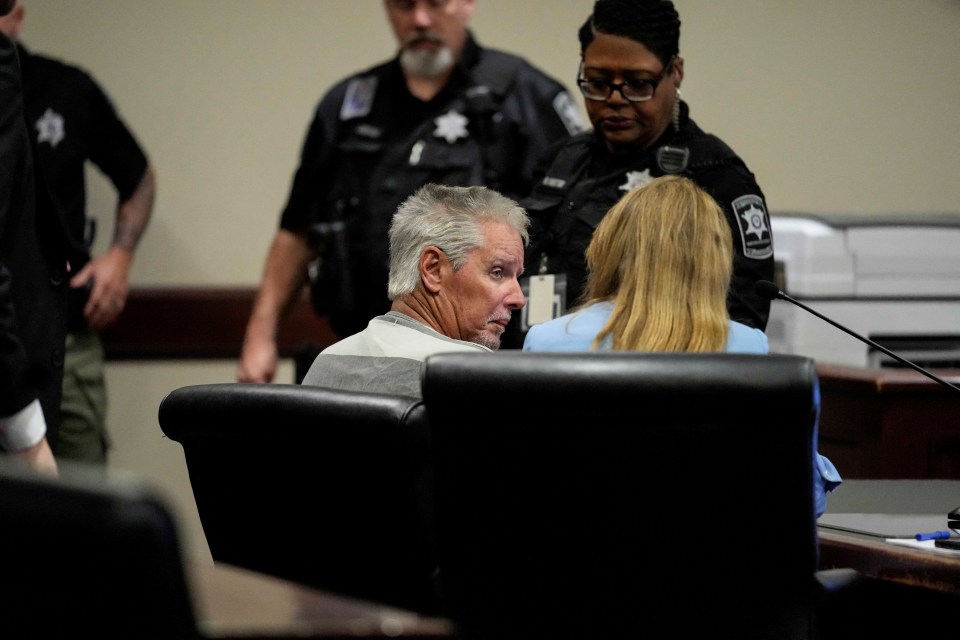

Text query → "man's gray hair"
[387,184,530,299]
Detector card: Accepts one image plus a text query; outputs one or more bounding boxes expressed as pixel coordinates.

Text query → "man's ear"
[420,246,445,294]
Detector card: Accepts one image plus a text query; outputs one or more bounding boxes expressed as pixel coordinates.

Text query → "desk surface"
[190,561,453,639]
[818,480,960,595]
[819,527,960,594]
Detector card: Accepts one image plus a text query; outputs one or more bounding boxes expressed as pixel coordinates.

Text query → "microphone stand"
[775,290,960,395]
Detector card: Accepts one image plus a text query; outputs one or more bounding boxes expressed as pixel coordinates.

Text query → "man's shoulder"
[314,57,397,118]
[473,45,565,92]
[323,58,396,98]
[21,48,96,87]
[320,314,489,361]
[474,46,528,71]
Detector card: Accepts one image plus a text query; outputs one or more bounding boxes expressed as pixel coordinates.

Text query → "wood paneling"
[100,287,338,360]
[817,365,960,479]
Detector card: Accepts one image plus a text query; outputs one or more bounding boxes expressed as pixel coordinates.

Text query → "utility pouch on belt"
[308,220,355,320]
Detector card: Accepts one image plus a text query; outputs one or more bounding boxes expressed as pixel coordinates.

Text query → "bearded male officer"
[238,0,583,383]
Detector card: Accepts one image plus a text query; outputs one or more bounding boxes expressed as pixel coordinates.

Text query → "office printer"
[766,212,960,368]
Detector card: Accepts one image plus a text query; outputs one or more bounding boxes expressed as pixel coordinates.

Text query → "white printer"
[765,212,960,368]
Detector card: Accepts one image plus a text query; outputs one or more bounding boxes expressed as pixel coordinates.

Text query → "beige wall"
[23,0,960,288]
[19,1,960,562]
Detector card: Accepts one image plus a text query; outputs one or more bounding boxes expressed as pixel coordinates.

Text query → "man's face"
[440,219,525,350]
[384,0,474,76]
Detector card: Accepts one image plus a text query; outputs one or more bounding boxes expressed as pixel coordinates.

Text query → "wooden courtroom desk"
[818,480,960,595]
[190,561,453,639]
[819,529,960,595]
[816,364,960,479]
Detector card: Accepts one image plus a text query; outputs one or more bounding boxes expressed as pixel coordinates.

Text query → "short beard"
[470,314,511,351]
[471,330,502,351]
[399,38,454,78]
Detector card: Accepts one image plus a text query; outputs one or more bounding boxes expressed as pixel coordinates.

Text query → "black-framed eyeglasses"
[577,57,674,103]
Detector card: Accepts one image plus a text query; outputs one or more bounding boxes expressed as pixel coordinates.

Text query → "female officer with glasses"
[515,0,774,342]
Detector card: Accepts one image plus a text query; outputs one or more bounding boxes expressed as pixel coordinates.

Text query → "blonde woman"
[523,175,766,353]
[523,175,841,517]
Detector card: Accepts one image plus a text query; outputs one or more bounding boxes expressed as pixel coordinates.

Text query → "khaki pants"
[58,328,110,464]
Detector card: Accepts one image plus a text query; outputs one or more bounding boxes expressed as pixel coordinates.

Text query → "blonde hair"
[582,175,732,352]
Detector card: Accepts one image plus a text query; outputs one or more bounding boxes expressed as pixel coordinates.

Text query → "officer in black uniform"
[514,0,773,345]
[238,0,583,383]
[2,0,155,464]
[1,0,76,472]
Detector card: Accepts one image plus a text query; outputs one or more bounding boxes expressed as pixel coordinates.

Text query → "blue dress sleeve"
[812,377,842,518]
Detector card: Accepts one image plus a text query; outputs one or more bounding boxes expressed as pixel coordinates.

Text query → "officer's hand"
[12,439,59,478]
[73,247,132,330]
[237,336,278,383]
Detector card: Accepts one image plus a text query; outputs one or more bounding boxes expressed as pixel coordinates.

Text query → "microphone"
[755,280,960,395]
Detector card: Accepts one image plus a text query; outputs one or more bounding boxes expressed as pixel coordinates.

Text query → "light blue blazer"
[522,301,769,353]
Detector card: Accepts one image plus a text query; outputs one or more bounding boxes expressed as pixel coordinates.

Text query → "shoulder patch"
[552,91,585,135]
[732,195,773,260]
[340,76,378,121]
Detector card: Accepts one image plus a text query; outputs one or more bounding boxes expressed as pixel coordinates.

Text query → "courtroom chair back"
[158,382,439,614]
[0,459,199,640]
[421,351,821,639]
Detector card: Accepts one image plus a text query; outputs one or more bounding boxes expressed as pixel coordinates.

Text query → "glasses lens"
[577,79,655,102]
[621,81,654,102]
[578,79,608,101]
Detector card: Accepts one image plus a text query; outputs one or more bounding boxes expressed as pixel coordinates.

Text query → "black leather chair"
[421,351,832,639]
[158,382,439,614]
[0,459,200,639]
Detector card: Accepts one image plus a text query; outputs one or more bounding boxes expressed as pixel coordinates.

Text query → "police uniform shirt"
[278,33,583,333]
[1,34,70,447]
[524,101,774,331]
[18,43,149,268]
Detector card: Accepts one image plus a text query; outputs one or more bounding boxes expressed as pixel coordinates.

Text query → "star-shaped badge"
[739,204,770,239]
[35,108,65,148]
[433,110,469,144]
[619,169,653,192]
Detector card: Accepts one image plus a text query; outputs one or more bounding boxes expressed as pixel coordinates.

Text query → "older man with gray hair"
[301,183,528,398]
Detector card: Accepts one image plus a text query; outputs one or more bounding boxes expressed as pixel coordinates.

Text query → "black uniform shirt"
[279,32,583,334]
[18,43,149,267]
[1,34,70,444]
[523,101,774,330]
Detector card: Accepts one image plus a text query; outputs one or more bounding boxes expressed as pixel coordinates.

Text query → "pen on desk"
[915,530,952,541]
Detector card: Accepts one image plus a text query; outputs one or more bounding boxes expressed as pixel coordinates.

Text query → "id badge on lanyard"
[519,273,568,332]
